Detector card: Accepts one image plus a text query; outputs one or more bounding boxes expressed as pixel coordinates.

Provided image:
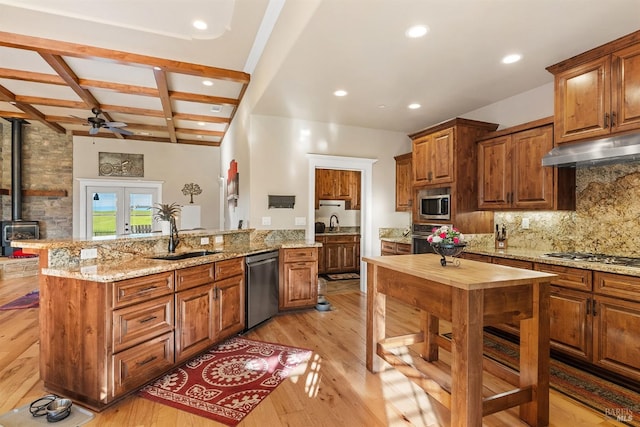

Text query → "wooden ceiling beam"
[153,68,177,143]
[0,110,31,119]
[169,91,239,106]
[15,96,87,109]
[0,84,66,133]
[78,79,159,97]
[176,128,224,137]
[0,68,65,85]
[71,131,220,147]
[172,113,229,124]
[0,31,249,84]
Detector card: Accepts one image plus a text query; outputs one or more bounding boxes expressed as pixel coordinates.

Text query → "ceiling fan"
[78,107,133,136]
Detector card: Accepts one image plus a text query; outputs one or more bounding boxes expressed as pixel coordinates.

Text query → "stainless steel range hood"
[542,133,640,167]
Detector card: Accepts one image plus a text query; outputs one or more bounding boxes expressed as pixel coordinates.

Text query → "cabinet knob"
[611,111,617,127]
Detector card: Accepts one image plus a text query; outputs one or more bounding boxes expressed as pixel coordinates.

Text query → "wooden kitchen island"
[364,254,556,427]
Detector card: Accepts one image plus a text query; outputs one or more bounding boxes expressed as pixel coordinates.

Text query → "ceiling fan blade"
[104,121,127,128]
[107,126,133,136]
[89,127,100,135]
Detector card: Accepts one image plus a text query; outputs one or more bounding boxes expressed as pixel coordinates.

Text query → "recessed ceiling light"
[378,104,387,109]
[405,25,429,38]
[408,103,421,110]
[198,122,206,126]
[334,90,348,97]
[202,80,214,86]
[502,54,522,64]
[193,20,208,30]
[210,105,222,113]
[197,135,203,139]
[166,117,172,121]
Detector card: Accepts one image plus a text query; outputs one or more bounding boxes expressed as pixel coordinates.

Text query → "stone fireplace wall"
[0,121,73,239]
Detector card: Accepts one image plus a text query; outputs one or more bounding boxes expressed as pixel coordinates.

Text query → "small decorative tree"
[181,183,202,204]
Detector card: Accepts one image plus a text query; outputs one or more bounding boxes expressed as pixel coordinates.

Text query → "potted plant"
[152,202,181,235]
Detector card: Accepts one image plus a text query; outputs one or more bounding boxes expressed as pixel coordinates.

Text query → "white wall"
[248,115,411,233]
[72,136,220,236]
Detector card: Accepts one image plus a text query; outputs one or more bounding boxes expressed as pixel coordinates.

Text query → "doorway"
[307,155,377,293]
[78,179,163,238]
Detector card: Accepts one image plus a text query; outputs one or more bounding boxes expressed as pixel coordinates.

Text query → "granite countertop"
[380,236,411,245]
[41,240,320,282]
[316,231,361,236]
[466,247,640,278]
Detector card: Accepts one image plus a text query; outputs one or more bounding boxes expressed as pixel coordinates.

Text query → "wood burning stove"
[1,221,39,256]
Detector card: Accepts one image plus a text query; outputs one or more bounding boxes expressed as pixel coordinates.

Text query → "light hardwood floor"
[0,275,629,426]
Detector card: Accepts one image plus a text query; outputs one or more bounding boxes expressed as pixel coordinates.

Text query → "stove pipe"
[9,118,26,221]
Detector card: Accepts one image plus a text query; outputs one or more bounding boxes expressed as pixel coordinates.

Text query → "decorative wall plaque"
[98,152,144,177]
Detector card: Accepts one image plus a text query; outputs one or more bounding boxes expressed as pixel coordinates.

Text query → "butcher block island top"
[363,253,556,427]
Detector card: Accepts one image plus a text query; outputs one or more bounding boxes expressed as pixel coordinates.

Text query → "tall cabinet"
[409,118,498,234]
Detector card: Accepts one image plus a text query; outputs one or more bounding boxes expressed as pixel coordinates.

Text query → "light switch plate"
[262,216,271,226]
[200,237,210,245]
[214,235,223,244]
[522,218,530,229]
[80,248,98,259]
[295,217,306,226]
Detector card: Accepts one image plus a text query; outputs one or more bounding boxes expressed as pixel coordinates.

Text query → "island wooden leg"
[421,311,439,362]
[451,288,484,427]
[366,263,386,373]
[519,280,550,426]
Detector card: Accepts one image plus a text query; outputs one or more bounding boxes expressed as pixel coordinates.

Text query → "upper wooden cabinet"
[409,118,498,233]
[477,118,575,211]
[547,30,640,144]
[315,169,361,209]
[394,153,412,212]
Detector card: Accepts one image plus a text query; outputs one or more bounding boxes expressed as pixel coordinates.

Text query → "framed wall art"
[99,152,144,177]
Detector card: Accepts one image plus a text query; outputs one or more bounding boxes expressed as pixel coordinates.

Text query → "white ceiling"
[1,0,640,138]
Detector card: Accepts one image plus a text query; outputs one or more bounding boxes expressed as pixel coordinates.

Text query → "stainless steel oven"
[412,223,452,254]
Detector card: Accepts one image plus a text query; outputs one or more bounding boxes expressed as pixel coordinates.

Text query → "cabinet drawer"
[176,263,214,291]
[283,247,318,263]
[112,295,174,353]
[113,271,174,308]
[381,241,396,253]
[493,257,533,270]
[534,262,592,291]
[113,332,174,397]
[396,243,412,254]
[215,257,245,280]
[324,234,359,244]
[594,271,640,300]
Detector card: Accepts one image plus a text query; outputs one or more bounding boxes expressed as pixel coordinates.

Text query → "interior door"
[86,186,158,238]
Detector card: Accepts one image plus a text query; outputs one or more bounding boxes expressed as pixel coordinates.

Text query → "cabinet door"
[338,170,352,198]
[430,128,454,184]
[554,56,611,144]
[350,170,361,210]
[324,244,342,273]
[592,295,640,382]
[280,260,318,309]
[511,125,555,209]
[340,242,359,272]
[549,286,591,361]
[316,169,338,199]
[395,153,412,211]
[478,135,511,209]
[175,283,215,363]
[412,135,431,185]
[612,43,640,134]
[213,275,245,341]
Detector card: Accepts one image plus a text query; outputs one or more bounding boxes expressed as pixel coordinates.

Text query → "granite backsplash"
[465,162,640,257]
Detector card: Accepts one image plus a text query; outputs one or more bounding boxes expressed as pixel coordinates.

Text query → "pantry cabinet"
[279,247,318,310]
[394,153,412,211]
[477,119,575,211]
[547,30,640,144]
[315,169,361,209]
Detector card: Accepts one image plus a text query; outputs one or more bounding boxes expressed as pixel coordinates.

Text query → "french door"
[86,185,160,238]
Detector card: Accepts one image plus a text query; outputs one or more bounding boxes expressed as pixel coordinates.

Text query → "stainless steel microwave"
[419,193,451,220]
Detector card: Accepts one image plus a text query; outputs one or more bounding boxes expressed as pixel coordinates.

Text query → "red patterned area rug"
[139,336,312,426]
[0,290,39,310]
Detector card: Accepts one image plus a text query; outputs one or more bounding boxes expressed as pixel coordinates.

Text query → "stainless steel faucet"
[168,217,180,253]
[329,214,339,231]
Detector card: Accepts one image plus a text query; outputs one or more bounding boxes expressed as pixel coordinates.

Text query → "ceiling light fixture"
[502,53,522,64]
[202,80,214,86]
[378,104,387,109]
[198,122,206,126]
[334,90,348,97]
[193,20,208,30]
[405,25,429,38]
[408,103,421,110]
[210,105,222,113]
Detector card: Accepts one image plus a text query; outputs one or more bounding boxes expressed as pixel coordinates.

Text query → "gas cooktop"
[543,252,640,267]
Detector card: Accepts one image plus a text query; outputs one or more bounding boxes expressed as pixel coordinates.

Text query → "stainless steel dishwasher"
[245,250,279,330]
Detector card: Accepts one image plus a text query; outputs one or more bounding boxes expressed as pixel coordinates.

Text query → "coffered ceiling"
[1,0,640,146]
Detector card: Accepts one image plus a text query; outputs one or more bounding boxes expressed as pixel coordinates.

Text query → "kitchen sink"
[150,250,222,260]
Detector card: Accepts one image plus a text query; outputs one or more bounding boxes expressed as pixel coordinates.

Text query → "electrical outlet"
[80,248,97,259]
[262,216,271,226]
[295,217,306,226]
[200,237,210,245]
[522,217,530,229]
[214,235,223,244]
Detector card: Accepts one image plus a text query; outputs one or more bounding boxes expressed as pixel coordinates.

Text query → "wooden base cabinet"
[380,240,411,255]
[279,247,318,310]
[316,234,360,274]
[39,258,245,411]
